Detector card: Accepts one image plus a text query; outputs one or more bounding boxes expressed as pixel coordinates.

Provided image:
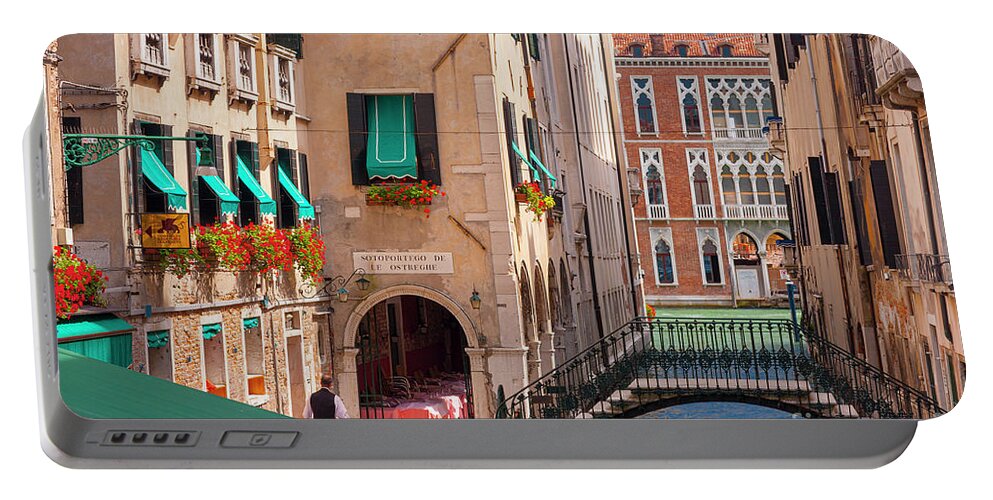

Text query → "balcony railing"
[694,204,715,219]
[646,203,668,220]
[723,204,789,220]
[895,253,952,285]
[713,127,765,140]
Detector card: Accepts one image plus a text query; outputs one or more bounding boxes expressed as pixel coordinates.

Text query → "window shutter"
[161,125,174,175]
[213,134,225,182]
[792,173,809,245]
[132,120,146,215]
[346,93,370,185]
[186,131,200,226]
[849,180,873,266]
[288,148,298,185]
[824,171,847,245]
[413,93,442,185]
[773,34,789,83]
[503,97,521,186]
[808,157,833,245]
[789,33,806,50]
[299,152,311,199]
[250,141,260,178]
[870,160,902,267]
[527,34,541,60]
[63,117,84,225]
[229,139,238,181]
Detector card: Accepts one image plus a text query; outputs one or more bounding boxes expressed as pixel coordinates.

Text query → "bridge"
[498,318,943,419]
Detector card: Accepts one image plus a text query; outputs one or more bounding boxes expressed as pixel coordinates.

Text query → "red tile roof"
[613,33,761,58]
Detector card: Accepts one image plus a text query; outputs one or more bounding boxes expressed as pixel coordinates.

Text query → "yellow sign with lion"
[140,213,191,249]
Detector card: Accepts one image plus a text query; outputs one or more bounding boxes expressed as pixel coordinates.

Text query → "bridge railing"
[498,317,944,419]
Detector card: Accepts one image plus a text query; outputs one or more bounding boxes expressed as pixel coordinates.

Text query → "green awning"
[202,323,222,340]
[59,349,289,419]
[511,141,537,179]
[201,175,240,216]
[236,156,277,216]
[60,334,133,368]
[277,169,315,220]
[529,150,557,189]
[365,95,417,180]
[147,330,169,349]
[140,148,187,211]
[57,314,134,342]
[243,317,260,330]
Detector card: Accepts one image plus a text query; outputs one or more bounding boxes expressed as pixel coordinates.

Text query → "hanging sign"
[139,213,191,249]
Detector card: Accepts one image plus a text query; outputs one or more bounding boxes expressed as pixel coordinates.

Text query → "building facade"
[613,34,791,309]
[46,33,640,419]
[761,34,963,410]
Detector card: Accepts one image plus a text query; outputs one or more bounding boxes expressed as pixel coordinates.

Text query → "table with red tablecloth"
[359,376,469,419]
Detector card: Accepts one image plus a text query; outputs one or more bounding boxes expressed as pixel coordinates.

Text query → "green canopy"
[147,330,170,349]
[529,150,557,189]
[140,148,187,211]
[202,323,222,340]
[201,175,240,216]
[365,95,417,180]
[57,314,133,341]
[511,141,537,179]
[243,317,260,330]
[236,156,277,216]
[277,169,315,220]
[59,349,289,419]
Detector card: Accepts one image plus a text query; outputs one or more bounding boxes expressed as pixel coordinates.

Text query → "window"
[721,166,736,205]
[702,239,722,284]
[527,33,541,60]
[640,148,667,219]
[227,34,259,103]
[631,77,656,134]
[346,93,442,186]
[655,238,675,284]
[202,323,228,398]
[131,33,170,81]
[273,147,314,228]
[269,44,296,113]
[187,132,229,227]
[243,317,266,396]
[732,233,760,263]
[62,117,84,225]
[675,44,689,57]
[677,77,702,134]
[870,159,902,267]
[719,44,734,57]
[630,44,644,58]
[146,329,172,381]
[693,167,711,204]
[144,33,166,65]
[134,121,180,214]
[688,149,713,218]
[234,140,268,226]
[193,34,220,84]
[706,77,774,139]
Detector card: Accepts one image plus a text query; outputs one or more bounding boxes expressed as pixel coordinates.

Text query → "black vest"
[310,388,338,419]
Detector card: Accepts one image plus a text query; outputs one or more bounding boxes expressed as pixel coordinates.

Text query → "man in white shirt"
[302,374,349,419]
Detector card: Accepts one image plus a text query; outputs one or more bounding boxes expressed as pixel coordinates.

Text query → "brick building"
[613,34,791,308]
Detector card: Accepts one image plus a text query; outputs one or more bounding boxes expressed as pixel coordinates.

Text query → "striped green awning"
[277,169,315,220]
[202,323,222,340]
[365,95,417,181]
[140,148,187,211]
[529,150,557,189]
[236,156,277,216]
[59,349,289,419]
[201,175,240,216]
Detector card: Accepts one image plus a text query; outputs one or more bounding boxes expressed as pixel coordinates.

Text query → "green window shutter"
[299,153,311,199]
[527,34,541,60]
[187,131,201,226]
[413,93,442,185]
[503,98,521,186]
[346,92,370,185]
[213,134,225,182]
[161,124,174,175]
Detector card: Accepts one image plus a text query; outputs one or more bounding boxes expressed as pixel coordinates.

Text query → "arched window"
[682,92,701,133]
[761,94,776,124]
[675,44,689,57]
[732,233,760,263]
[645,165,664,205]
[655,239,675,284]
[702,239,721,284]
[755,169,771,204]
[727,94,744,130]
[719,45,733,57]
[692,165,711,205]
[772,166,787,205]
[630,44,644,58]
[721,166,737,205]
[766,233,786,268]
[738,166,754,204]
[632,77,656,134]
[710,95,727,130]
[745,96,761,128]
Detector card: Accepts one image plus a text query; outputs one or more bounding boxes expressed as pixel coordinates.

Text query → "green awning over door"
[140,148,187,211]
[277,169,315,220]
[365,95,417,180]
[236,156,277,216]
[201,175,240,216]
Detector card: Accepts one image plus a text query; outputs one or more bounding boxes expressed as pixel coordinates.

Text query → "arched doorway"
[343,286,481,419]
[731,232,762,300]
[765,232,788,296]
[519,264,540,383]
[533,263,555,375]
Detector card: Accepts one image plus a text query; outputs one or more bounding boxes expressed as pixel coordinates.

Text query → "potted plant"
[53,246,108,319]
[366,180,445,218]
[515,182,556,221]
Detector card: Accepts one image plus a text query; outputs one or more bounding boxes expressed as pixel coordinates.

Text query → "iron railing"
[895,253,952,285]
[498,317,943,419]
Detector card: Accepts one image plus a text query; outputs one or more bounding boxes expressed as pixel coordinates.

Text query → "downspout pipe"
[563,36,605,340]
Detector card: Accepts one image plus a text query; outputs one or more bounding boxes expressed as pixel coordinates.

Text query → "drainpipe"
[563,36,605,339]
[807,34,855,352]
[255,34,274,177]
[598,35,642,318]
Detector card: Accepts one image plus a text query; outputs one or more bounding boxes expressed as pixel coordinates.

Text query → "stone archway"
[337,284,488,418]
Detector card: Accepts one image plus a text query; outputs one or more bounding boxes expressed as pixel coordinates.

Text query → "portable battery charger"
[27,33,961,467]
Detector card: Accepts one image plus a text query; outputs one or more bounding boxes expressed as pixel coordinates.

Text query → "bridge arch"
[613,393,826,419]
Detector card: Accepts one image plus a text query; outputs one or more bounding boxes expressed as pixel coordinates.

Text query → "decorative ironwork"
[498,317,944,420]
[895,253,952,284]
[62,134,208,170]
[299,268,368,300]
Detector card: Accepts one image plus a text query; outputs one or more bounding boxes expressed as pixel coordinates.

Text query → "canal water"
[636,402,799,419]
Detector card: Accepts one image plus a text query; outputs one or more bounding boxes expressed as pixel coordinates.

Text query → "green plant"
[287,224,326,285]
[196,222,250,271]
[53,246,108,319]
[366,180,446,217]
[242,222,293,274]
[515,182,555,221]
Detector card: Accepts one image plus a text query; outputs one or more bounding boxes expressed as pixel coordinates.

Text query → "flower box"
[514,193,527,203]
[364,180,445,218]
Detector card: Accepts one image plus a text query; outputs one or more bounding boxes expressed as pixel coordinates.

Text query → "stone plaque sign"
[353,252,454,275]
